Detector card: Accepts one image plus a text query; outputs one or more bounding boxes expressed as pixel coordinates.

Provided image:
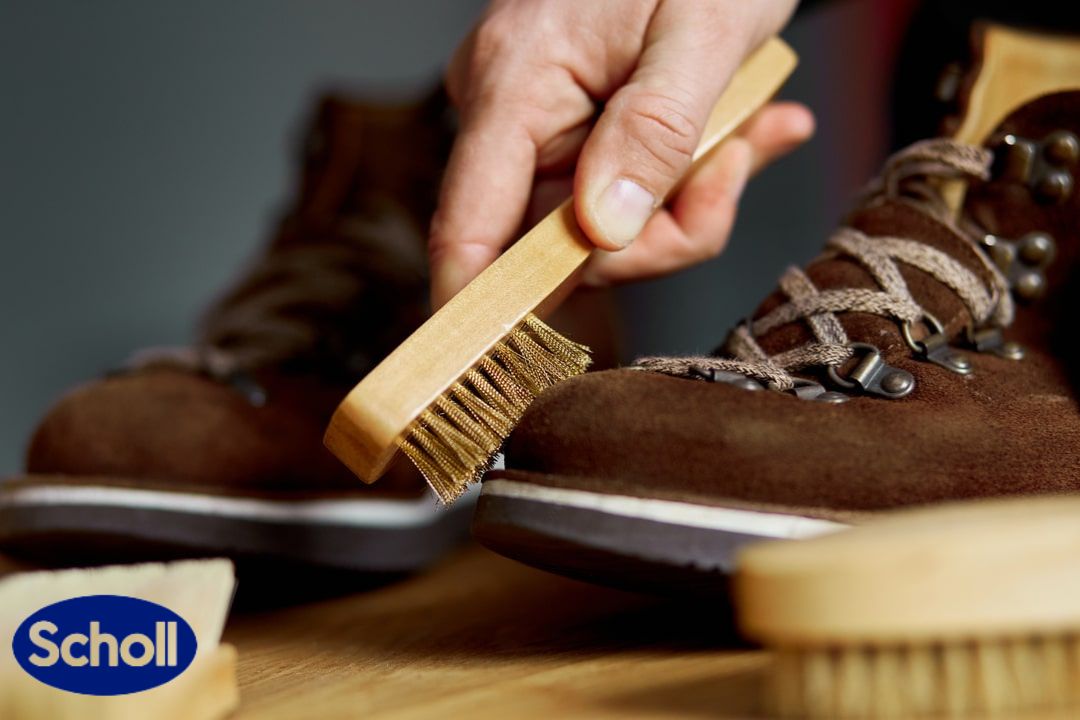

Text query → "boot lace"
[635,139,1012,392]
[124,200,426,396]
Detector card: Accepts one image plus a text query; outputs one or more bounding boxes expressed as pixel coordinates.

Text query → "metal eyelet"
[692,365,849,402]
[226,370,268,407]
[981,231,1056,302]
[827,343,915,399]
[992,131,1078,204]
[965,325,1025,361]
[901,313,972,375]
[688,366,763,392]
[787,378,850,403]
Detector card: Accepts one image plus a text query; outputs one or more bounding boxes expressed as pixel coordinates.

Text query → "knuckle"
[427,214,453,258]
[427,236,449,263]
[455,16,535,110]
[471,14,517,65]
[700,234,728,260]
[682,231,725,263]
[428,216,495,264]
[696,2,734,33]
[443,63,464,105]
[615,91,700,178]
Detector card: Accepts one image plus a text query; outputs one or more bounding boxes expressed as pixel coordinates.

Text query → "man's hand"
[430,0,812,308]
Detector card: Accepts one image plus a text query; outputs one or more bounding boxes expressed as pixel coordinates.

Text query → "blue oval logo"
[12,595,198,695]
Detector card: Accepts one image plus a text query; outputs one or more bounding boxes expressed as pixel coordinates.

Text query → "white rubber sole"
[473,478,851,592]
[481,479,846,540]
[0,480,480,572]
[0,482,479,528]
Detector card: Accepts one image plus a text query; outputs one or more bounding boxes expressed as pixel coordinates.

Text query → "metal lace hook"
[827,343,916,399]
[964,324,1025,361]
[901,312,973,375]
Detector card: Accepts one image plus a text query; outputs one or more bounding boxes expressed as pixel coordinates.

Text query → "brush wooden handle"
[736,495,1080,643]
[327,38,798,483]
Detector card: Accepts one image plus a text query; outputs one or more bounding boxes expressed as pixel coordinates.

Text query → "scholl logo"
[12,595,197,695]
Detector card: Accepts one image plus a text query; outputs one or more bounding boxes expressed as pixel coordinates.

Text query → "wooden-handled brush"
[736,496,1080,718]
[325,38,798,503]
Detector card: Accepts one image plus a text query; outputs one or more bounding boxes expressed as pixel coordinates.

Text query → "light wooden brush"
[325,38,798,503]
[735,496,1080,719]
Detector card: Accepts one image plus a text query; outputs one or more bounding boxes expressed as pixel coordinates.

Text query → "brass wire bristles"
[398,314,590,503]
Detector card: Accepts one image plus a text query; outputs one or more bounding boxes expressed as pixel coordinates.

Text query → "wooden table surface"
[2,545,1071,719]
[225,543,765,719]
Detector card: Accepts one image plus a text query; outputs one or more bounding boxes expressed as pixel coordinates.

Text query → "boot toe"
[503,368,800,500]
[25,369,285,485]
[500,367,1054,513]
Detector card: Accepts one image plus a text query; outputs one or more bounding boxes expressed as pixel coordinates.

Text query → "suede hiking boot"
[473,91,1080,594]
[0,90,473,573]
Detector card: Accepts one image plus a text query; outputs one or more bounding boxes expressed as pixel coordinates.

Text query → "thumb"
[575,6,751,250]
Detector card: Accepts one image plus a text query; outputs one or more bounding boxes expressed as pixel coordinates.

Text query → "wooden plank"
[226,545,766,719]
[1,546,1072,717]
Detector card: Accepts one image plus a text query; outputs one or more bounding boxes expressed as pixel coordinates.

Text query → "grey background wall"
[0,1,893,474]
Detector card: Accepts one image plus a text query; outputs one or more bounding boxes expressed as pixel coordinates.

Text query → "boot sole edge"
[473,478,848,596]
[0,479,477,572]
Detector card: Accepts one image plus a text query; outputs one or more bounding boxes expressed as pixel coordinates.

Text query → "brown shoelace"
[125,201,425,386]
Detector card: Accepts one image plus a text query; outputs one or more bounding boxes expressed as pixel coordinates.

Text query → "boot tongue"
[191,92,451,379]
[281,90,453,248]
[746,198,1002,367]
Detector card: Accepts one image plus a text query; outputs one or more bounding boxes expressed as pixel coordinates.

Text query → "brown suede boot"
[0,90,472,573]
[473,91,1080,594]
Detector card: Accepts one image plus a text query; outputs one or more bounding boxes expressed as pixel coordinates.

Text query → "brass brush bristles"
[398,314,590,502]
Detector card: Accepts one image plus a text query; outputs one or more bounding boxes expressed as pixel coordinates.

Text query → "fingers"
[573,1,751,252]
[429,110,537,308]
[431,0,804,308]
[582,102,814,285]
[430,6,595,309]
[581,137,753,285]
[737,100,815,173]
